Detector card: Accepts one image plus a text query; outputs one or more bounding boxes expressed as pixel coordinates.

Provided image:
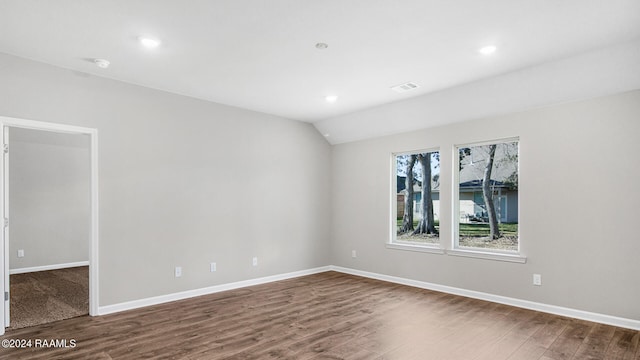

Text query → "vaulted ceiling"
[1,0,639,143]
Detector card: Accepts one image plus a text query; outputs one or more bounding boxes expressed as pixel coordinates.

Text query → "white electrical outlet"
[351,250,357,258]
[210,262,217,272]
[175,266,182,278]
[252,257,258,267]
[533,274,542,286]
[17,249,24,258]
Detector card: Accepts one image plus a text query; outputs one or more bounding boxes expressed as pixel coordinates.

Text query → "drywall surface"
[0,53,332,306]
[9,128,90,270]
[330,90,640,321]
[315,39,640,145]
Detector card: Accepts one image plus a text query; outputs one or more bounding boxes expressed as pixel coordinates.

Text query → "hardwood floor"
[0,271,638,359]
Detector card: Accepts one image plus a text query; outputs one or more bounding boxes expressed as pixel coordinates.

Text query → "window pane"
[457,141,518,251]
[394,151,440,245]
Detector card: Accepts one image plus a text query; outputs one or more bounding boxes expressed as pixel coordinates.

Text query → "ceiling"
[0,1,639,127]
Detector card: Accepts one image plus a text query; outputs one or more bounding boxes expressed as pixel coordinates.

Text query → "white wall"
[0,52,332,306]
[9,128,90,270]
[330,90,640,321]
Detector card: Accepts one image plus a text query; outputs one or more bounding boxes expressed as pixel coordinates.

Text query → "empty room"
[0,1,639,359]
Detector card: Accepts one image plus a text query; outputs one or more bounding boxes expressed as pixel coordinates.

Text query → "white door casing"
[0,116,99,335]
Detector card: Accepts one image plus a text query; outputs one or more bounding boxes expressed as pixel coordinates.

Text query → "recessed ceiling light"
[94,58,110,69]
[315,42,328,50]
[325,95,338,103]
[478,45,497,55]
[138,36,161,48]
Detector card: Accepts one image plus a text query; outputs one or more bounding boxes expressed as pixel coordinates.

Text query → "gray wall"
[2,50,638,323]
[330,90,640,321]
[9,128,90,270]
[0,53,332,306]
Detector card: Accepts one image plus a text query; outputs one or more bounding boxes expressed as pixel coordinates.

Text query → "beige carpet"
[9,266,88,329]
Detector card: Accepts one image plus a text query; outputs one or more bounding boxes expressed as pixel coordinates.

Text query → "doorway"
[0,116,99,335]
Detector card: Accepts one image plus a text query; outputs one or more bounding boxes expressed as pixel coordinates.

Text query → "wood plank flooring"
[0,271,638,359]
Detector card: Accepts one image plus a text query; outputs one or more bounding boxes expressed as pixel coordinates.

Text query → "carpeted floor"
[9,266,88,329]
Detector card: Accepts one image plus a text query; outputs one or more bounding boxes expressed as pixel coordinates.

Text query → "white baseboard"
[10,261,90,275]
[95,264,639,331]
[97,266,332,316]
[329,266,640,331]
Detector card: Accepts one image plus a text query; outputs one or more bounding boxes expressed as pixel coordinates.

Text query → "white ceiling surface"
[0,0,639,143]
[316,40,640,144]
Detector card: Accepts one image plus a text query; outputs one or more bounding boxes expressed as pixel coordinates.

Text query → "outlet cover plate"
[533,274,542,286]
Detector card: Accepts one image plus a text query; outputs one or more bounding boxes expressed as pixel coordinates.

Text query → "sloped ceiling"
[0,0,639,144]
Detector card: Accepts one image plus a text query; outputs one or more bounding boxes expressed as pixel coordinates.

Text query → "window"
[392,150,440,246]
[455,139,519,253]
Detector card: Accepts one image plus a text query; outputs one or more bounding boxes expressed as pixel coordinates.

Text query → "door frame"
[0,116,99,335]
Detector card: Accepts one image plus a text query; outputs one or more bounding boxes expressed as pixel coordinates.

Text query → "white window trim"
[386,242,445,254]
[447,248,526,263]
[390,148,441,249]
[453,138,521,257]
[386,243,525,263]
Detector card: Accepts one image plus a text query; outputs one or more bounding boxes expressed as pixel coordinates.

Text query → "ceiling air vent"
[391,82,420,93]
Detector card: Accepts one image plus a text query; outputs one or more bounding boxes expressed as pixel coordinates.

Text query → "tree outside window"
[456,140,519,252]
[393,150,440,245]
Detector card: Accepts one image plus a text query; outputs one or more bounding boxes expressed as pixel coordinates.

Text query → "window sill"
[447,248,526,263]
[386,242,445,254]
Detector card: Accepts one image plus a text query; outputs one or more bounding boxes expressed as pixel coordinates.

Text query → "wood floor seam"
[1,271,638,359]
